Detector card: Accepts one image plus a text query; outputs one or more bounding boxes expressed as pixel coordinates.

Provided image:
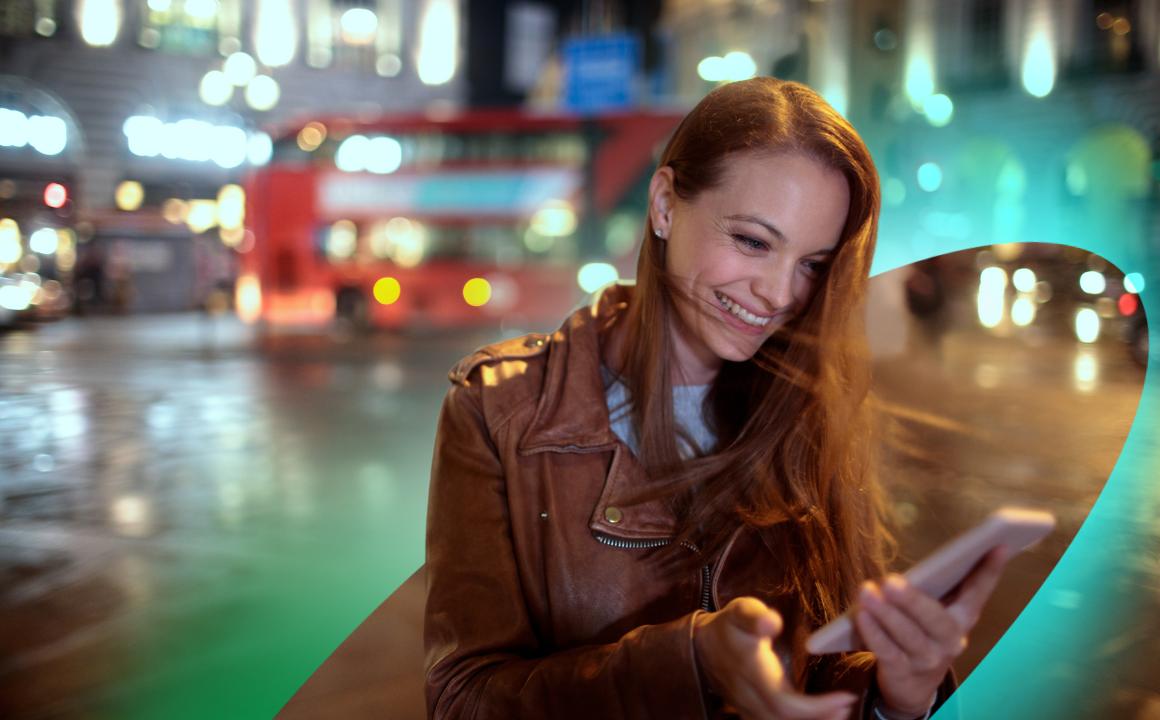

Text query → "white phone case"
[805,506,1056,655]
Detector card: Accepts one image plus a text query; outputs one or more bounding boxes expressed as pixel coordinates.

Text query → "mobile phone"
[805,506,1056,655]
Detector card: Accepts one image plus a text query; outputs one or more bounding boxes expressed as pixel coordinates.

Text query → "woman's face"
[650,151,851,376]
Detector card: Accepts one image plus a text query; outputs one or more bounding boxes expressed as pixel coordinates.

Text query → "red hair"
[610,77,889,625]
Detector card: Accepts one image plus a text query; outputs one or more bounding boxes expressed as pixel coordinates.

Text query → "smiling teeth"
[716,292,770,327]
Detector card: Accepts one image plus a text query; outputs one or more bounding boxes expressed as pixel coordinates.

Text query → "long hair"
[611,77,889,627]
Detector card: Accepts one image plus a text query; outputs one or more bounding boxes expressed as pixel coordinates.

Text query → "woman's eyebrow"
[725,214,786,244]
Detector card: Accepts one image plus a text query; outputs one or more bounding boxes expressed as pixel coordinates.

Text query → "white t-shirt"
[601,366,717,459]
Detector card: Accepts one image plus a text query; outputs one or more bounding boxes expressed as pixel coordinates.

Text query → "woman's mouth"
[715,291,772,333]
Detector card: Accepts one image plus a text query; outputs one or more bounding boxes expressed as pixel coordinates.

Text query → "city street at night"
[0,282,1156,719]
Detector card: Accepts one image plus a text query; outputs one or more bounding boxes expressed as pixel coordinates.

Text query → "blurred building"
[655,0,1159,262]
[0,0,465,313]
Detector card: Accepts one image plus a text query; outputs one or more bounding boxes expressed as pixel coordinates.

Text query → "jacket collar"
[517,282,630,456]
[518,282,678,541]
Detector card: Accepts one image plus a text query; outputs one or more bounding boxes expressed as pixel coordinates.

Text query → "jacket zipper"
[593,533,715,612]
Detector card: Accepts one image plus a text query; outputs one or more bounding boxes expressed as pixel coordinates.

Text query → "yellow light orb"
[463,278,491,307]
[115,181,144,211]
[373,277,401,305]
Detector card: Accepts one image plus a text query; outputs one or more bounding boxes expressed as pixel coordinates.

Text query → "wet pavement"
[0,298,1156,719]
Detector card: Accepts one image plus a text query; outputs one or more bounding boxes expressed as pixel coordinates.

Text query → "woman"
[424,78,1009,720]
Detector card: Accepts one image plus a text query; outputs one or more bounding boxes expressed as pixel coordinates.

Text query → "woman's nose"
[754,262,796,313]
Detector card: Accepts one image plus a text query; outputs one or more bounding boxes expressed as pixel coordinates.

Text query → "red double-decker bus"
[238,108,684,331]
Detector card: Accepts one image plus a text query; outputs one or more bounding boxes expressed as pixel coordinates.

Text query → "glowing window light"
[184,0,217,19]
[245,75,280,111]
[1124,272,1145,293]
[248,131,273,166]
[44,183,67,208]
[340,7,377,43]
[1075,307,1100,343]
[1022,32,1054,97]
[1011,296,1035,326]
[0,219,21,264]
[0,284,31,310]
[199,70,233,106]
[373,277,401,305]
[905,59,934,107]
[0,109,29,147]
[698,56,725,81]
[916,162,942,192]
[224,52,257,85]
[530,202,577,237]
[463,278,492,306]
[26,116,66,155]
[721,52,757,81]
[1079,271,1106,295]
[78,0,121,46]
[297,122,326,151]
[335,135,370,172]
[578,263,618,293]
[1012,268,1036,293]
[255,0,296,67]
[366,136,403,174]
[123,116,247,168]
[922,94,953,126]
[235,274,262,324]
[417,0,458,85]
[327,220,358,260]
[115,181,144,211]
[216,184,245,229]
[186,200,217,233]
[30,227,59,254]
[379,217,425,267]
[210,126,247,168]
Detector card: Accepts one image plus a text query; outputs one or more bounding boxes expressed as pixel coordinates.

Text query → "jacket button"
[604,506,623,524]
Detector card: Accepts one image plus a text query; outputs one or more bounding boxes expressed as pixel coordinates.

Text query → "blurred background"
[0,0,1157,718]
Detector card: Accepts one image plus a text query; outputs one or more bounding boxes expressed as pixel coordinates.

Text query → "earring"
[654,229,662,238]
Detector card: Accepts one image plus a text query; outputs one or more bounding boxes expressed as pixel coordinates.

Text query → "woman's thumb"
[725,597,783,638]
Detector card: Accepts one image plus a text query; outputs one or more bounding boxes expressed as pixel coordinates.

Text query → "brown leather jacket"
[424,284,952,720]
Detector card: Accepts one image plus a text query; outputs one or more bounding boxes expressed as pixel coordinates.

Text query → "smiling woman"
[423,78,1010,720]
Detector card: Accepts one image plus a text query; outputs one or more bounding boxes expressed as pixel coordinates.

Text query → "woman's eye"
[733,234,767,251]
[803,261,829,276]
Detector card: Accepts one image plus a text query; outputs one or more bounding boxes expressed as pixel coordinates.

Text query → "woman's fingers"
[859,583,941,664]
[854,605,906,666]
[946,545,1012,630]
[723,596,785,639]
[879,575,965,654]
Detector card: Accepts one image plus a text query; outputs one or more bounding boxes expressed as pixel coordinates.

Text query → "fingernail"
[860,585,879,606]
[884,574,907,594]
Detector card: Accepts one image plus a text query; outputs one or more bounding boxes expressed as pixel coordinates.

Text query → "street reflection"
[0,248,1155,719]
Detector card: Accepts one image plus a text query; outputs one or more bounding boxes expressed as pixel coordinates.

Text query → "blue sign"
[562,32,640,113]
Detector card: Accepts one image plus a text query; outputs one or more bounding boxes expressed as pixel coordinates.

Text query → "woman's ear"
[648,167,676,239]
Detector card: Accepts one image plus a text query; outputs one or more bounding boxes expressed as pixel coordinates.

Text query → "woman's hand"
[694,597,859,720]
[854,545,1012,718]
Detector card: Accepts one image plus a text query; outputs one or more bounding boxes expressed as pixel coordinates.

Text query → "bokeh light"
[115,180,144,211]
[373,277,401,305]
[1012,268,1036,293]
[199,71,233,106]
[1124,272,1145,293]
[246,76,281,111]
[462,278,491,307]
[922,94,953,126]
[417,0,457,85]
[578,263,618,293]
[43,183,67,208]
[917,162,942,192]
[30,227,59,254]
[1075,307,1100,343]
[1079,271,1106,295]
